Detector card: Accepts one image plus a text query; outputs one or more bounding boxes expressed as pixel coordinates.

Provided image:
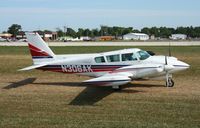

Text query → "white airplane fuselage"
[36,49,189,80]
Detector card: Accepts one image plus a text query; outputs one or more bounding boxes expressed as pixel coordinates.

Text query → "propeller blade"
[165,56,167,65]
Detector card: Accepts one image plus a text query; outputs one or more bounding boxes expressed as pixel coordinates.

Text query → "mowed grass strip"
[0,46,200,128]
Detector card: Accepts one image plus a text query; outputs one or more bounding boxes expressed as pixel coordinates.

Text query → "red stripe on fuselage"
[38,66,119,73]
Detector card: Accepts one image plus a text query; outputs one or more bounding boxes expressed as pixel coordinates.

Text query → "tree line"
[4,24,200,38]
[57,26,200,38]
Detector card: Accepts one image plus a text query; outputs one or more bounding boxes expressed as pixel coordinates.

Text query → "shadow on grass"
[3,78,37,89]
[34,81,163,106]
[69,86,146,106]
[33,82,84,87]
[69,86,114,106]
[4,79,163,105]
[124,83,164,88]
[68,83,164,106]
[33,82,163,88]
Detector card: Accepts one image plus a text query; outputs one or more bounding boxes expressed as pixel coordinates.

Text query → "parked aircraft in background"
[20,32,190,90]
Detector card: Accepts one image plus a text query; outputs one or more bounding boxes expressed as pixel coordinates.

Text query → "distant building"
[123,33,149,41]
[170,34,187,40]
[99,36,114,41]
[43,32,58,41]
[150,35,155,40]
[0,33,12,38]
[34,31,57,41]
[16,31,25,39]
[16,31,58,41]
[80,36,92,41]
[57,36,73,41]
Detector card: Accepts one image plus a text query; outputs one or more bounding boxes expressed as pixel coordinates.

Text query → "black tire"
[112,86,122,91]
[166,78,174,87]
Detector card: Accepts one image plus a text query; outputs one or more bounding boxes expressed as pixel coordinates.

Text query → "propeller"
[165,56,169,87]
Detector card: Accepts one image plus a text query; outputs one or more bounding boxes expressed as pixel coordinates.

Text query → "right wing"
[83,72,133,86]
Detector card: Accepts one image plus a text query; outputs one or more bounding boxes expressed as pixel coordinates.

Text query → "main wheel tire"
[112,86,122,91]
[166,78,174,87]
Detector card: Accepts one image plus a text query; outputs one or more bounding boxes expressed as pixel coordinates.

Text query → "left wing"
[83,72,133,87]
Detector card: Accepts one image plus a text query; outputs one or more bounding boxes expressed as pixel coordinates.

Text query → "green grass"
[0,46,200,128]
[0,46,199,55]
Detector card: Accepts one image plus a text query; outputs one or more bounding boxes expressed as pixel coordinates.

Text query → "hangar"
[170,34,187,40]
[123,33,149,41]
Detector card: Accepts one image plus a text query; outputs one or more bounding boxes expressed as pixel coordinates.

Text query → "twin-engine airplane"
[20,33,190,90]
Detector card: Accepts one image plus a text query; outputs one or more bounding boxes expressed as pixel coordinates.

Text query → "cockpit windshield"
[136,51,151,60]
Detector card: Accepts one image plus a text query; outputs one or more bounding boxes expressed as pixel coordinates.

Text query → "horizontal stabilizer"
[19,59,69,71]
[19,63,48,71]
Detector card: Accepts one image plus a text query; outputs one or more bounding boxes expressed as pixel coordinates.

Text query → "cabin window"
[122,53,137,61]
[136,51,150,60]
[106,54,120,62]
[95,56,106,63]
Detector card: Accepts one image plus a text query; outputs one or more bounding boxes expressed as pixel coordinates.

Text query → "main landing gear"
[165,77,174,87]
[112,85,122,91]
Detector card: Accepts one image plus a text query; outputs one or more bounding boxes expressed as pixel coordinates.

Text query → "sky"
[0,0,200,32]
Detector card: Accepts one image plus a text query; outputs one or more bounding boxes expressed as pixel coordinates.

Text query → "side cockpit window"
[136,51,150,60]
[95,56,106,63]
[106,54,120,62]
[122,53,137,61]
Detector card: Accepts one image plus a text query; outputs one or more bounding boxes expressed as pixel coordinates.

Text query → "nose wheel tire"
[165,78,174,87]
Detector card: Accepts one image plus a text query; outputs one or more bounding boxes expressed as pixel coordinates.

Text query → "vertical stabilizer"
[26,32,55,64]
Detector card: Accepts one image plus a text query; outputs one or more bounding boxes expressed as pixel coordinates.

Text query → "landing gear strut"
[165,77,174,87]
[112,85,122,91]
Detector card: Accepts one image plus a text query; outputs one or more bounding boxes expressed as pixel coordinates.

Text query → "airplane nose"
[174,61,190,71]
[180,61,190,68]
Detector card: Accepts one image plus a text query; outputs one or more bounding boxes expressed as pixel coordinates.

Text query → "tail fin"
[26,32,55,64]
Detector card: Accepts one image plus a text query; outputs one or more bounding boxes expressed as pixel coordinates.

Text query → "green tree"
[175,27,187,35]
[77,28,84,37]
[91,29,99,37]
[100,26,109,36]
[7,24,22,37]
[122,27,133,35]
[159,27,172,38]
[141,27,151,35]
[83,29,91,37]
[56,28,64,37]
[194,27,200,37]
[150,27,160,37]
[66,28,76,38]
[132,29,140,33]
[43,30,52,33]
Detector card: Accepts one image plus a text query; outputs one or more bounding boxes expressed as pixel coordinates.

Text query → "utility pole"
[63,26,67,36]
